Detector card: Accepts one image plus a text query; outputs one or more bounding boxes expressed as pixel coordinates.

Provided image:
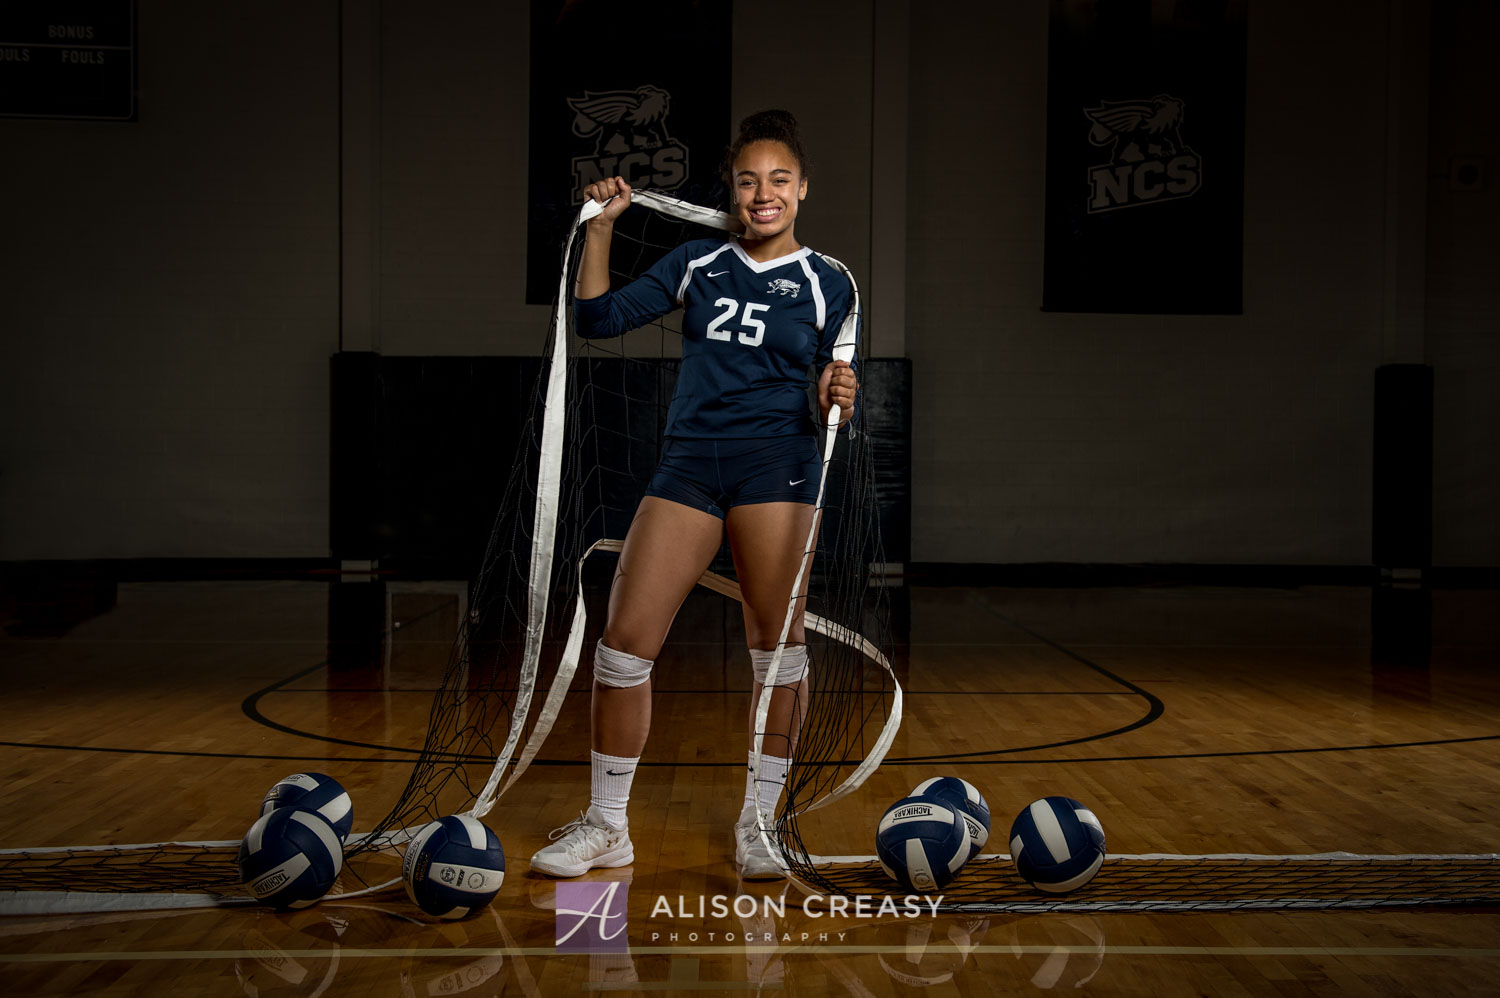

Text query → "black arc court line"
[4,731,1496,767]
[240,660,431,757]
[0,739,425,765]
[889,592,1167,763]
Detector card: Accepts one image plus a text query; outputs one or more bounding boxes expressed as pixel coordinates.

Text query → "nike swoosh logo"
[606,769,634,776]
[707,270,728,277]
[788,479,806,486]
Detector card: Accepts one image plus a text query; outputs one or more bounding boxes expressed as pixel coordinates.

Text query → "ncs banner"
[526,0,732,304]
[1042,0,1247,314]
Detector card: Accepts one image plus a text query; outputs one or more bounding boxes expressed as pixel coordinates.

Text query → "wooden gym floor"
[1,577,1497,995]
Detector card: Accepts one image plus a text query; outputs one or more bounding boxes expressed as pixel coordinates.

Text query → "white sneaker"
[738,904,786,984]
[530,805,634,878]
[734,805,785,881]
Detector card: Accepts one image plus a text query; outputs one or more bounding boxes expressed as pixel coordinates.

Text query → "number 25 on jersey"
[706,298,767,347]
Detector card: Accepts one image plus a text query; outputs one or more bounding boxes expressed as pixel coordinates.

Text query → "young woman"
[529,110,858,881]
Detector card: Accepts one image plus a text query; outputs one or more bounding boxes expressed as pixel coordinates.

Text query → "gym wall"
[1,0,1494,568]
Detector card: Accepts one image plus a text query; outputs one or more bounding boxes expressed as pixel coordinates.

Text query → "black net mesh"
[9,195,1492,916]
[0,846,248,899]
[6,845,1497,913]
[0,844,402,905]
[341,192,894,875]
[794,854,1500,912]
[0,192,897,907]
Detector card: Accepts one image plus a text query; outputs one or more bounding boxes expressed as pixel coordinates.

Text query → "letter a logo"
[555,881,629,953]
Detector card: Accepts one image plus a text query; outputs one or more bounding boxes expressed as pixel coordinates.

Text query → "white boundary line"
[1,945,1498,963]
[4,850,1495,915]
[0,827,409,855]
[0,892,247,915]
[0,840,237,854]
[7,842,1489,862]
[807,851,1500,864]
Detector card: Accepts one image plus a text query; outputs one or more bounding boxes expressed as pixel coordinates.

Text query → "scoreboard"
[1,1,136,121]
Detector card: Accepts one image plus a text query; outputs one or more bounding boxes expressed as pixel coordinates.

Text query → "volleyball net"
[5,193,1498,918]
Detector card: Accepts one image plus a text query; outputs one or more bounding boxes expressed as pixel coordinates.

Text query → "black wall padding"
[1372,363,1433,571]
[330,353,913,576]
[862,359,912,563]
[330,353,540,573]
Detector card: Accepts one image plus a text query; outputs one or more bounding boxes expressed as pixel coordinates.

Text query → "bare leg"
[726,501,816,760]
[593,496,724,757]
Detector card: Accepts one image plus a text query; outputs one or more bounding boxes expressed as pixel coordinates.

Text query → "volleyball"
[403,815,507,919]
[234,911,343,997]
[998,914,1106,989]
[873,918,986,987]
[260,772,354,844]
[237,808,343,909]
[875,794,972,892]
[400,920,507,996]
[911,776,990,861]
[1008,796,1106,894]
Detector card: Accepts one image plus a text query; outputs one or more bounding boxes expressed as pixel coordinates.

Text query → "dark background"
[0,1,1493,591]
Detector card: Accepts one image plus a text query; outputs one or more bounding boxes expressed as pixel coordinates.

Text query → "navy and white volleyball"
[237,808,343,909]
[1008,796,1106,894]
[876,795,972,892]
[911,776,991,861]
[402,815,507,919]
[260,773,354,843]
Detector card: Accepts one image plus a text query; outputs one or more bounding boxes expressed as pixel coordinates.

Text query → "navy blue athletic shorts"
[645,436,821,519]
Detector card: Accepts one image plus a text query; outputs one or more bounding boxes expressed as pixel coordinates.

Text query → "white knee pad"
[594,640,654,688]
[750,645,808,687]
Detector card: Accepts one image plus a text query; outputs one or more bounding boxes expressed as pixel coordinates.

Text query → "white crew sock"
[742,752,792,818]
[591,750,639,831]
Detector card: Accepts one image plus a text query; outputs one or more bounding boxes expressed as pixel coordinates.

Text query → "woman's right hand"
[584,176,632,225]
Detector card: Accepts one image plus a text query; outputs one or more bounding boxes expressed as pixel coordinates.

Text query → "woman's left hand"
[818,360,857,429]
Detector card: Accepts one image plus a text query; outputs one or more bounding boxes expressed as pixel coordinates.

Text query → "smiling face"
[732,139,807,252]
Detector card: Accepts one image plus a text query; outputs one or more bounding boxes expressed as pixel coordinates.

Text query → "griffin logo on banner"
[1083,94,1201,213]
[569,85,689,197]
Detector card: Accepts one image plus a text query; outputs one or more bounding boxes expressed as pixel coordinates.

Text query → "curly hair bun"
[726,108,810,179]
[738,109,799,143]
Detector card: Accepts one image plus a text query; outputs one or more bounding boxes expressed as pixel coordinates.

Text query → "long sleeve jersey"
[574,237,856,440]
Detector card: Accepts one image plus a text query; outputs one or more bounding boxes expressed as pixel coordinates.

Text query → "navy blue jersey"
[574,237,857,440]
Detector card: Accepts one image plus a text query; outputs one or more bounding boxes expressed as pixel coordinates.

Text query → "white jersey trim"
[796,254,828,331]
[677,242,736,303]
[729,242,813,274]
